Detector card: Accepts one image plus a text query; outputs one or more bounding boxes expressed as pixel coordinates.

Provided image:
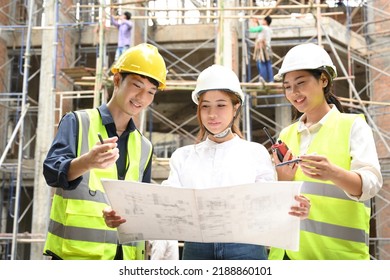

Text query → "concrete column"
[31,0,56,260]
[215,0,239,71]
[275,97,292,133]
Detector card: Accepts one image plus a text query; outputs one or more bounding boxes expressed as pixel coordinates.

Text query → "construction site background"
[0,0,389,260]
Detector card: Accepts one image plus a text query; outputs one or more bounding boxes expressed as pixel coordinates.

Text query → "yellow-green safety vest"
[269,110,370,260]
[44,108,153,260]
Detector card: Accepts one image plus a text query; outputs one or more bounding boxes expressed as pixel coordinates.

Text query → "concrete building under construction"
[0,0,389,260]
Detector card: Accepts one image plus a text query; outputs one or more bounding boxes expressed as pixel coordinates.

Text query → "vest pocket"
[61,200,112,259]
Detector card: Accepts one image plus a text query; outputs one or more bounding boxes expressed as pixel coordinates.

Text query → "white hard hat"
[274,43,337,81]
[192,64,244,105]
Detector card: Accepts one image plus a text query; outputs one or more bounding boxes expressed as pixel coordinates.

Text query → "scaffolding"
[0,0,389,260]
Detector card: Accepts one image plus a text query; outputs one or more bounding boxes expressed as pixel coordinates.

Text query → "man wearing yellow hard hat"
[42,43,167,260]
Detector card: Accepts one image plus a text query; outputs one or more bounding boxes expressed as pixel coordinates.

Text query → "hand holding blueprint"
[101,180,303,251]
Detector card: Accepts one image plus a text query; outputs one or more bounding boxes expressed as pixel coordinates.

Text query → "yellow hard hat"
[111,43,167,90]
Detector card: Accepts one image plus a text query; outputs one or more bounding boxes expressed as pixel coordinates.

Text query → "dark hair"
[120,72,159,88]
[195,91,244,143]
[264,15,272,26]
[288,69,344,120]
[124,11,131,20]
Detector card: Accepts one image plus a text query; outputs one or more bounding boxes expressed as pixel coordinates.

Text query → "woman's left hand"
[289,195,311,220]
[299,154,336,181]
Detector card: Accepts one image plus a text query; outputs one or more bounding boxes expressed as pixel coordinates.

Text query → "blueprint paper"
[101,179,303,251]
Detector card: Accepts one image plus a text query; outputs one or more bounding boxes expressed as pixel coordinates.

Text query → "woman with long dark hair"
[268,43,383,260]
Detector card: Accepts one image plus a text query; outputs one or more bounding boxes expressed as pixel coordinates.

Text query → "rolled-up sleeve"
[349,117,383,201]
[43,112,82,190]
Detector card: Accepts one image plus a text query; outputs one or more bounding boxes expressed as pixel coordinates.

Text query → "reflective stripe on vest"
[49,219,117,244]
[301,182,369,244]
[269,110,370,260]
[44,109,152,260]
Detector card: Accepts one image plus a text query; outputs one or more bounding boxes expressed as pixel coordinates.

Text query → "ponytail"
[326,93,344,112]
[308,69,344,112]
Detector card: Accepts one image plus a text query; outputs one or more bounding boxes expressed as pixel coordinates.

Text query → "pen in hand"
[97,133,104,144]
[275,158,301,167]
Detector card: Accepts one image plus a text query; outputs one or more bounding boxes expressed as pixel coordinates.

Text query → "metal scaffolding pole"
[10,0,34,260]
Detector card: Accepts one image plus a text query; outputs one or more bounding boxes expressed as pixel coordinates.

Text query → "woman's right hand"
[273,150,298,181]
[102,207,126,228]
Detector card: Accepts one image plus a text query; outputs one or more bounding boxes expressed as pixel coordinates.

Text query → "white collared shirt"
[149,240,179,260]
[162,135,276,189]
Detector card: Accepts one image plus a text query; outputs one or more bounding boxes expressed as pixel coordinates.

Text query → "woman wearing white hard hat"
[104,64,311,260]
[268,43,383,260]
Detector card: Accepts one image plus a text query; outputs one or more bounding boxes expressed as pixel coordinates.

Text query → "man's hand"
[102,207,126,228]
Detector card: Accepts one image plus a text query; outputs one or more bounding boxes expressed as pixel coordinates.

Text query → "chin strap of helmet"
[205,126,232,139]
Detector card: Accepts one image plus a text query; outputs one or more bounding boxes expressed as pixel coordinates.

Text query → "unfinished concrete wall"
[0,0,9,152]
[370,0,390,260]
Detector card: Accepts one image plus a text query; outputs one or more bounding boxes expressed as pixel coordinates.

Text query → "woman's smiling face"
[283,70,327,114]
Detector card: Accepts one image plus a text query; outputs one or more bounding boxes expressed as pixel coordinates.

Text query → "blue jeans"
[182,242,268,260]
[115,45,130,61]
[256,59,274,82]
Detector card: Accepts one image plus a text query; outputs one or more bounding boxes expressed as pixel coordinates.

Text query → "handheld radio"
[263,127,291,162]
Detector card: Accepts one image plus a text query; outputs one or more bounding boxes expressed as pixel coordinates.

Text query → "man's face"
[113,73,157,117]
